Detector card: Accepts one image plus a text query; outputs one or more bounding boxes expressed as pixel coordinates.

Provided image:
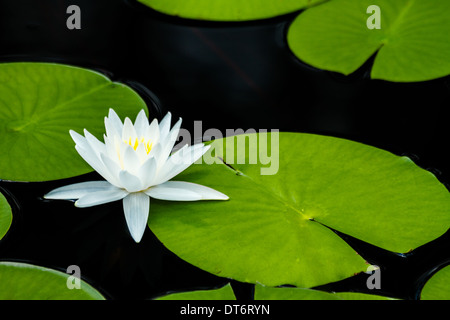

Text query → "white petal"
[145,181,228,201]
[135,143,148,163]
[122,144,141,174]
[107,108,124,135]
[147,143,162,163]
[73,144,123,188]
[123,192,150,243]
[134,109,148,138]
[154,144,209,185]
[172,143,207,165]
[100,153,123,188]
[171,142,189,155]
[104,134,120,165]
[105,116,120,139]
[74,145,113,182]
[167,117,182,146]
[157,117,182,168]
[70,130,121,187]
[115,135,128,168]
[158,112,172,143]
[75,187,129,208]
[146,183,200,201]
[119,170,143,192]
[166,181,229,200]
[122,117,137,141]
[44,181,114,200]
[138,156,157,189]
[146,118,160,144]
[84,129,106,156]
[69,130,88,149]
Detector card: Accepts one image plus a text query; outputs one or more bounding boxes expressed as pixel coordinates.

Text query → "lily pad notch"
[148,132,450,289]
[287,0,450,82]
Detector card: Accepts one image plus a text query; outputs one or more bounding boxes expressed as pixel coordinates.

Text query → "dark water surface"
[0,0,449,300]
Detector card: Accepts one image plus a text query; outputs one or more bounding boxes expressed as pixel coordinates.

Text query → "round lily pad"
[0,261,105,300]
[0,62,148,182]
[137,0,323,21]
[149,132,450,288]
[0,191,12,241]
[420,265,450,300]
[287,0,450,82]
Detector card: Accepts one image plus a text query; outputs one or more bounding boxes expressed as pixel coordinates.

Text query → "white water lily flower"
[44,109,228,243]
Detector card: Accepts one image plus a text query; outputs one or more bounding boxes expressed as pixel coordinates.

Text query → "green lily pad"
[137,0,325,21]
[0,192,12,241]
[149,132,450,288]
[287,0,450,82]
[156,283,236,300]
[0,62,147,182]
[420,265,450,300]
[0,261,105,300]
[156,283,395,300]
[255,285,396,300]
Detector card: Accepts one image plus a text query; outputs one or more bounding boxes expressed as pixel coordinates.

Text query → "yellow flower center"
[126,137,153,154]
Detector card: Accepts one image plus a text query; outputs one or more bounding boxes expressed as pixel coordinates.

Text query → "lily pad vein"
[32,82,112,124]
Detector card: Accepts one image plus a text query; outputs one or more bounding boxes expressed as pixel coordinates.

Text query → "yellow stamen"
[125,137,153,154]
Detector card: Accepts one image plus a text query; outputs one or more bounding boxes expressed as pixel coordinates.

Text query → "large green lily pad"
[156,283,395,300]
[149,132,450,288]
[0,261,105,300]
[0,191,12,241]
[420,265,450,300]
[287,0,450,82]
[137,0,325,21]
[0,62,147,182]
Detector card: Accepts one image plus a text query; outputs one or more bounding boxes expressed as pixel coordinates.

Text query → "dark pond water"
[0,0,449,300]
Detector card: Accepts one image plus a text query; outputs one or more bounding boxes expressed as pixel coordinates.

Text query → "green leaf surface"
[255,285,395,300]
[149,132,450,288]
[420,266,450,300]
[137,0,325,21]
[155,283,395,300]
[0,62,147,182]
[156,284,236,300]
[287,0,450,82]
[0,261,105,300]
[0,192,12,241]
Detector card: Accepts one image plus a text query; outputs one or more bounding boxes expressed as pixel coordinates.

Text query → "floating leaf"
[287,0,450,82]
[0,62,147,182]
[420,265,450,300]
[137,0,325,21]
[0,191,12,241]
[156,283,236,300]
[156,283,395,300]
[149,132,450,288]
[0,261,105,300]
[255,285,396,300]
